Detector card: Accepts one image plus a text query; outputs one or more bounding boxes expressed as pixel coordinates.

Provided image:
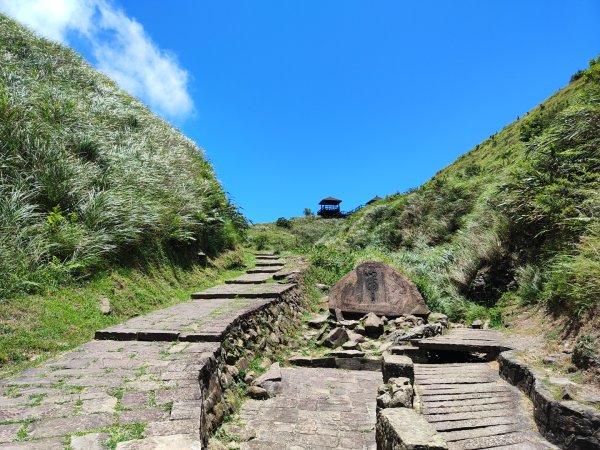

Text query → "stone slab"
[225,273,274,284]
[191,283,294,299]
[415,328,511,355]
[377,408,448,450]
[329,261,429,317]
[96,297,271,342]
[254,261,284,267]
[246,267,284,274]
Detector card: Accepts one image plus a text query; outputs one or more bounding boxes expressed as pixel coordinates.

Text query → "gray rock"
[326,349,365,358]
[329,261,429,317]
[347,330,366,343]
[383,353,414,383]
[243,371,256,384]
[377,377,414,409]
[316,283,330,291]
[71,433,110,450]
[221,423,256,442]
[247,385,269,400]
[99,297,111,315]
[364,312,384,338]
[308,314,329,328]
[338,319,359,329]
[376,408,447,450]
[471,319,483,329]
[116,434,201,449]
[253,362,281,386]
[323,327,349,348]
[342,340,359,350]
[428,312,448,328]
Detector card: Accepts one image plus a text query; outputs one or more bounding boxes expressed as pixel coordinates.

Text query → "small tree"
[303,208,313,217]
[275,217,292,228]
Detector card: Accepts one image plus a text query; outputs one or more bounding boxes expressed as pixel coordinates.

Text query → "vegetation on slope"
[317,56,600,332]
[248,216,343,252]
[0,14,247,302]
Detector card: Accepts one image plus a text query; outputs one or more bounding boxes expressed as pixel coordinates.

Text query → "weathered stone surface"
[116,434,201,450]
[29,413,113,438]
[322,327,349,348]
[335,357,382,371]
[377,377,414,409]
[225,273,274,284]
[499,350,600,449]
[376,408,448,450]
[191,283,294,299]
[99,297,112,314]
[287,356,336,368]
[329,261,429,317]
[307,313,329,329]
[363,312,384,337]
[382,353,414,383]
[326,349,365,358]
[239,368,380,450]
[247,386,270,400]
[70,432,111,450]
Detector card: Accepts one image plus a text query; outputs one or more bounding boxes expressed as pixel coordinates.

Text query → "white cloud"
[0,0,194,120]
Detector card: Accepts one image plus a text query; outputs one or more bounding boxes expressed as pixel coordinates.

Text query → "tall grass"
[0,14,246,301]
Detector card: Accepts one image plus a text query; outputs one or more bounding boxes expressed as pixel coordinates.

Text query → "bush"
[275,217,292,228]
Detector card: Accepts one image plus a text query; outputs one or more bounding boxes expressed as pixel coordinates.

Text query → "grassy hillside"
[248,216,344,252]
[297,57,600,348]
[0,14,247,302]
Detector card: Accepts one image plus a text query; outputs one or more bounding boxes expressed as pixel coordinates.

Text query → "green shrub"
[275,217,293,229]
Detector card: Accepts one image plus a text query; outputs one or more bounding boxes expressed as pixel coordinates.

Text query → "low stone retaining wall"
[499,350,600,450]
[199,285,304,442]
[376,408,448,450]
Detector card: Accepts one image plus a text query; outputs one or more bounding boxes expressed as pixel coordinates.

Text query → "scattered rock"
[226,365,239,378]
[243,371,256,384]
[247,385,269,400]
[287,356,336,368]
[237,358,250,371]
[394,323,443,343]
[342,340,359,350]
[221,423,256,442]
[308,314,330,329]
[99,297,111,315]
[208,438,228,450]
[338,319,359,329]
[259,358,272,370]
[323,327,349,348]
[364,312,384,338]
[334,308,345,322]
[377,377,414,409]
[326,349,365,358]
[561,385,575,401]
[428,313,448,328]
[543,354,560,365]
[347,330,366,343]
[316,283,330,291]
[471,319,483,329]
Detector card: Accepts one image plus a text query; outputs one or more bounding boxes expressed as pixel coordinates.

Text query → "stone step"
[225,273,274,284]
[95,297,275,342]
[247,266,284,274]
[254,261,284,267]
[191,283,294,299]
[440,424,522,442]
[447,432,529,450]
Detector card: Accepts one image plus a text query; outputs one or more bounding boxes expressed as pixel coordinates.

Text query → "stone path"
[0,253,294,449]
[415,363,556,449]
[239,368,381,450]
[415,328,510,357]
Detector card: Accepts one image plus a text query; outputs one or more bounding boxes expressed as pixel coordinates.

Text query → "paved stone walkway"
[0,253,292,449]
[415,363,556,449]
[0,339,217,449]
[239,368,381,450]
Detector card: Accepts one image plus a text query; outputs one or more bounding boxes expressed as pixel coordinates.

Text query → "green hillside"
[0,15,249,372]
[313,56,600,327]
[0,14,246,302]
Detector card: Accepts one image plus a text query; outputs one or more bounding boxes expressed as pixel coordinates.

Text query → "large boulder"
[329,261,429,318]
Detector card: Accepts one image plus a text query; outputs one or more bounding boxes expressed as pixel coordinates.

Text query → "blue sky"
[2,1,599,223]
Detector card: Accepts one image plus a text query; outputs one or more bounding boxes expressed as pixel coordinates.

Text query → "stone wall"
[199,285,305,442]
[499,350,600,450]
[376,408,448,450]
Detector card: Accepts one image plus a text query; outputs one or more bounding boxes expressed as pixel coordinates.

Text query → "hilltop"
[0,14,247,371]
